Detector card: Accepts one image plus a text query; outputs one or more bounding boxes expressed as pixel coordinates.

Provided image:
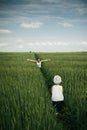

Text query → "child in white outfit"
[27,58,50,68]
[51,75,64,114]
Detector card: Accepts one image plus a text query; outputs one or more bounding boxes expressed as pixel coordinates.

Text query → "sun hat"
[53,75,62,84]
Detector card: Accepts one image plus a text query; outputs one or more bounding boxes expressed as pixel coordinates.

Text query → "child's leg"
[52,101,59,114]
[56,101,64,113]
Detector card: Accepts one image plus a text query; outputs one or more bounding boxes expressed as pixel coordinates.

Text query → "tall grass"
[37,52,87,130]
[0,52,87,130]
[0,52,65,130]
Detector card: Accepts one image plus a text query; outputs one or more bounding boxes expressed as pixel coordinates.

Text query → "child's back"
[51,75,64,114]
[52,84,64,101]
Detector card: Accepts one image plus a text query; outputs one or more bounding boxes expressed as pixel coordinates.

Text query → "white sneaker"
[56,113,59,115]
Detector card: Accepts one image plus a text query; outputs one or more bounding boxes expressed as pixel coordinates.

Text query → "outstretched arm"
[41,59,51,62]
[27,59,36,62]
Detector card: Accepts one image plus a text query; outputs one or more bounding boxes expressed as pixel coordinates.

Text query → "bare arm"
[41,59,51,62]
[27,59,36,62]
[62,87,63,93]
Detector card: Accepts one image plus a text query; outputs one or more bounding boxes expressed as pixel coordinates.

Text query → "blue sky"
[0,0,87,52]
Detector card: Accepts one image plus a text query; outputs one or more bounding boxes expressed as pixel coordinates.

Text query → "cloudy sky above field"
[0,0,87,52]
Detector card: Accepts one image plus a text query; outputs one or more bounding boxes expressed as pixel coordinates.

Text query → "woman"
[27,58,50,68]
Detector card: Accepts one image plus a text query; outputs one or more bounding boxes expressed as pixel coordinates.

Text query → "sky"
[0,0,87,52]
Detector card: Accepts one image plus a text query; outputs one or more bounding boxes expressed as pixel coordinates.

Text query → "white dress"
[51,85,64,101]
[36,61,41,68]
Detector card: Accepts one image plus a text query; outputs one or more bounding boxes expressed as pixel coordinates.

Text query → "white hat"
[53,75,62,84]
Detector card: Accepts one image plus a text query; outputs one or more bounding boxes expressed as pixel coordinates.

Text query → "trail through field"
[34,53,67,129]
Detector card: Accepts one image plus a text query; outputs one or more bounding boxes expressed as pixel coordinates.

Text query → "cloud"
[76,7,87,15]
[81,41,87,45]
[58,22,74,28]
[17,39,24,43]
[21,22,43,29]
[0,40,87,52]
[0,29,12,33]
[0,43,8,47]
[42,0,63,3]
[18,45,24,49]
[77,8,84,15]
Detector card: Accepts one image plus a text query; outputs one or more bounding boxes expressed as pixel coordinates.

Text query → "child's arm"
[62,87,63,93]
[27,59,36,62]
[41,59,51,62]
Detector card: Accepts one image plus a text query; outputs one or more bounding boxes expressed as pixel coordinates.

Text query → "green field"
[0,52,87,130]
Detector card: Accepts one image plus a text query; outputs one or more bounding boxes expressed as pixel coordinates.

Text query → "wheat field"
[0,52,87,130]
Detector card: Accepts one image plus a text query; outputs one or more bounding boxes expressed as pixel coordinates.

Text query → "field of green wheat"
[0,52,87,130]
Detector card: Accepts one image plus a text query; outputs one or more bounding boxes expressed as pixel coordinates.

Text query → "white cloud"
[0,43,8,47]
[77,8,84,15]
[80,41,87,45]
[0,40,87,52]
[77,8,87,15]
[43,0,63,3]
[0,29,12,33]
[47,41,53,46]
[26,41,71,46]
[27,42,33,46]
[18,45,24,49]
[41,42,47,46]
[58,22,74,28]
[17,39,24,43]
[21,22,43,29]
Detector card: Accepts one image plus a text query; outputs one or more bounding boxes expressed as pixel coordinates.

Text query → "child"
[51,75,64,115]
[27,58,50,68]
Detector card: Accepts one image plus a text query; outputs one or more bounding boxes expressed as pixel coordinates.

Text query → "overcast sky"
[0,0,87,52]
